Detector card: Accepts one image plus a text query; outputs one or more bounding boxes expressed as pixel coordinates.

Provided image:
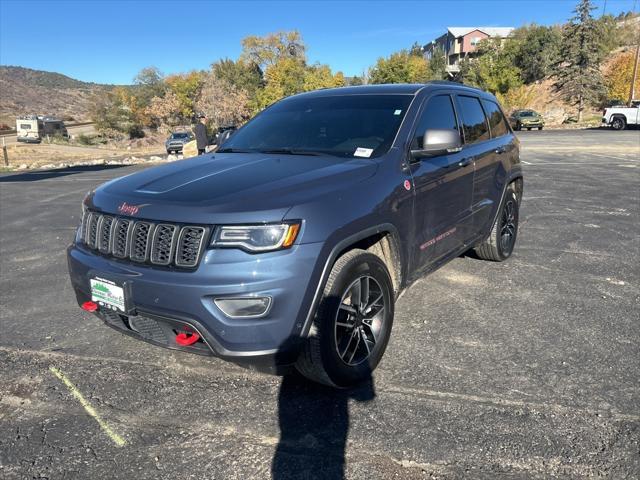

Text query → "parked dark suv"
[67,82,522,387]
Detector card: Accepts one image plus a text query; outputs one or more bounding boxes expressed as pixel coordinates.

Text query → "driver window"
[411,95,458,150]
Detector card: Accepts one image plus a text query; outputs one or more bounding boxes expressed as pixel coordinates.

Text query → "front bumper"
[17,136,41,143]
[67,240,324,364]
[166,143,185,151]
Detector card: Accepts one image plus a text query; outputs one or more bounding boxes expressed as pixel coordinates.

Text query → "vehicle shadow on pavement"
[0,164,129,183]
[272,371,376,479]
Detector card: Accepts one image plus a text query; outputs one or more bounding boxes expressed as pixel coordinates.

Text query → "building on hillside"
[423,27,515,74]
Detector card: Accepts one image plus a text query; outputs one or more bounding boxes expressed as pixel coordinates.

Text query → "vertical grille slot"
[130,221,153,262]
[176,227,206,267]
[112,219,132,258]
[98,216,115,253]
[151,224,178,265]
[80,210,89,242]
[87,213,101,248]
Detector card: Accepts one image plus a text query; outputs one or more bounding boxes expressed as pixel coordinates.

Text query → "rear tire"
[538,126,543,130]
[474,187,519,262]
[295,249,394,387]
[611,116,626,131]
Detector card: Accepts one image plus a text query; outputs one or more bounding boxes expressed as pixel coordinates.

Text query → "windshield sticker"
[354,147,374,158]
[394,109,402,115]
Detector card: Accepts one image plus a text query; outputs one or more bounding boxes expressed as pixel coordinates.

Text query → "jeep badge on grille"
[118,202,148,216]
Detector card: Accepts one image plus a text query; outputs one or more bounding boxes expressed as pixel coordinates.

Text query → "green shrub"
[127,124,145,139]
[77,133,93,145]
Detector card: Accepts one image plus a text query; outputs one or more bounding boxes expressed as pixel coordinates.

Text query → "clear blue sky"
[0,0,636,84]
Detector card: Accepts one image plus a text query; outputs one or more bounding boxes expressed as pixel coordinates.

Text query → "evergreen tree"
[428,48,448,80]
[553,0,606,121]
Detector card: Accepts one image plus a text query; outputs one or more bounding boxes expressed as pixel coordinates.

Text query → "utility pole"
[630,0,639,106]
[629,43,640,106]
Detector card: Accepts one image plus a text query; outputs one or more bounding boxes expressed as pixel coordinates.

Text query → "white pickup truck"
[602,102,640,130]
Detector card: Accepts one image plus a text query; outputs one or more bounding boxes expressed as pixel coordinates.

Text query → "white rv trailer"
[16,115,69,143]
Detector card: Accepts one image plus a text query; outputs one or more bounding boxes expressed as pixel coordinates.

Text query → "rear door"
[454,94,501,241]
[408,92,474,268]
[469,98,515,236]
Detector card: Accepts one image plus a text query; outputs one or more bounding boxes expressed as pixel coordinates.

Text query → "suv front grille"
[80,210,208,268]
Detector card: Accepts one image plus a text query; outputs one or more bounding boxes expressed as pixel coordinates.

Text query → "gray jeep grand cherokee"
[68,82,522,387]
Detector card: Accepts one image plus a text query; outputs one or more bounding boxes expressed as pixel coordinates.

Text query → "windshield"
[171,133,189,139]
[519,111,535,117]
[220,94,413,158]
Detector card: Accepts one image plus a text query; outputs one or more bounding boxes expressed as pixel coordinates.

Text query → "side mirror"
[411,129,462,160]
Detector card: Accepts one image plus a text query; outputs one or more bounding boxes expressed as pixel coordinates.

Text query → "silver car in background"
[165,131,194,154]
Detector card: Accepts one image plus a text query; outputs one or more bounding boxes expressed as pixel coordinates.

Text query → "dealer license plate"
[90,277,125,312]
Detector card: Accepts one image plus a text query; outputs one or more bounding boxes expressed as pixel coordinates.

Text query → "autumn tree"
[604,50,640,101]
[303,64,345,91]
[368,50,430,84]
[196,74,253,128]
[553,0,606,121]
[165,71,204,119]
[90,87,143,138]
[256,57,306,108]
[240,31,306,71]
[145,91,182,131]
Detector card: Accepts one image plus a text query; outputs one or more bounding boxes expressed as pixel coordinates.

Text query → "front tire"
[296,249,394,387]
[474,187,519,262]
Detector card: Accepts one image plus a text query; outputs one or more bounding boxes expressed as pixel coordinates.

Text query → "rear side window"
[482,100,509,137]
[457,95,490,144]
[411,95,458,150]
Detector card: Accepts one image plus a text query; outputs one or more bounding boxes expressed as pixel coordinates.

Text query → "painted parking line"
[49,365,127,447]
[525,161,638,166]
[588,152,640,162]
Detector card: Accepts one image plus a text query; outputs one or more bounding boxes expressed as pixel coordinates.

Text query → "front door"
[408,93,474,269]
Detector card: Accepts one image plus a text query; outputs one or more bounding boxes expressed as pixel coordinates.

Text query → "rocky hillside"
[0,66,114,126]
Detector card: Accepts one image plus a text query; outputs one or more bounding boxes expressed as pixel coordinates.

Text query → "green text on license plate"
[90,278,125,312]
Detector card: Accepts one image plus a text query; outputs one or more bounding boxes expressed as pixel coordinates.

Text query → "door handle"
[495,145,507,154]
[458,157,474,168]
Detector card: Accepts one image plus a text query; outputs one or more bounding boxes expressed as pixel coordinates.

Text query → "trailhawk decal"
[420,227,457,250]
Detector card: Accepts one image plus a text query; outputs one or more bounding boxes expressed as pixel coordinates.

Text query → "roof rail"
[425,80,484,91]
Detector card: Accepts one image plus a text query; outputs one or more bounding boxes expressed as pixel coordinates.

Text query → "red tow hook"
[82,301,98,312]
[175,331,200,346]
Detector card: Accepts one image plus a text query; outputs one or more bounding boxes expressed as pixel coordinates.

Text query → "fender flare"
[486,168,523,235]
[299,223,402,338]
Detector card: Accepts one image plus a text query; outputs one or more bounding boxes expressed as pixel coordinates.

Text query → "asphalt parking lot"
[1,129,639,479]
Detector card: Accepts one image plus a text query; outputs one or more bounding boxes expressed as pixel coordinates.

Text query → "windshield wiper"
[258,148,325,156]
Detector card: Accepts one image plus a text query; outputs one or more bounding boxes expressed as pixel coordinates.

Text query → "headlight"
[211,223,300,252]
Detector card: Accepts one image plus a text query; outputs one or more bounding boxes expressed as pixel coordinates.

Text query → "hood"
[90,153,378,224]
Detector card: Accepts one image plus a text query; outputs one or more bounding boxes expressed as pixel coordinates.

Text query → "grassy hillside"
[0,66,115,126]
